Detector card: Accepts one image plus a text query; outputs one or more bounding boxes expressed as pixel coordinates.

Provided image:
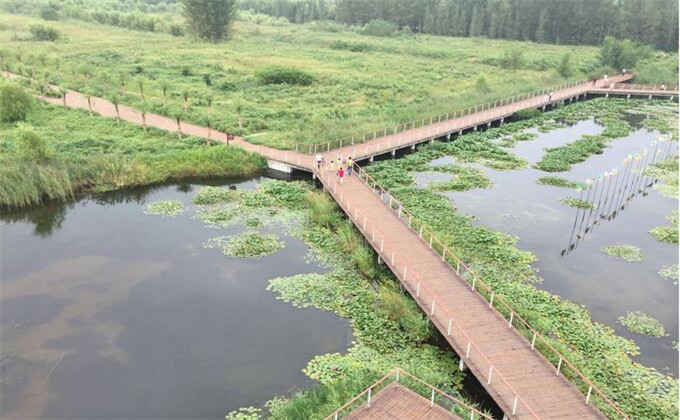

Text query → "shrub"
[557,52,574,77]
[0,82,32,122]
[515,108,542,120]
[306,192,337,227]
[329,40,371,52]
[17,124,53,163]
[500,48,525,70]
[256,66,315,85]
[362,19,397,37]
[352,245,377,279]
[475,74,491,92]
[29,23,61,41]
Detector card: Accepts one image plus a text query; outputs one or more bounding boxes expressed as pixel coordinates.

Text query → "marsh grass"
[618,311,667,337]
[0,104,265,208]
[0,13,607,147]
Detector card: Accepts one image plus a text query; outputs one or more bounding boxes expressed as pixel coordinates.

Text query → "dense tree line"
[237,0,678,51]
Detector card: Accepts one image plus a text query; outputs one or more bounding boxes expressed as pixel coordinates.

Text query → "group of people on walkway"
[316,154,353,184]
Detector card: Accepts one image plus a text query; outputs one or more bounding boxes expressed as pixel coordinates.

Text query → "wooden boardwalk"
[4,70,645,419]
[345,383,459,420]
[315,168,607,420]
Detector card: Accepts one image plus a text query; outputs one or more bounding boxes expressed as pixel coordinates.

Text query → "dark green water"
[1,175,352,419]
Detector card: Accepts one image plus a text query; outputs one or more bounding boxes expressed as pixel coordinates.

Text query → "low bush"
[0,81,32,122]
[29,23,60,41]
[256,66,315,85]
[362,19,397,37]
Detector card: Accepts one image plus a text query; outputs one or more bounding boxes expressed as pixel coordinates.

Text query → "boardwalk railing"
[324,368,494,420]
[318,168,540,419]
[338,164,629,420]
[605,83,679,92]
[294,75,630,154]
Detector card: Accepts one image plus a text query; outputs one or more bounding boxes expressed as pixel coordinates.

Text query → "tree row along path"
[5,70,631,418]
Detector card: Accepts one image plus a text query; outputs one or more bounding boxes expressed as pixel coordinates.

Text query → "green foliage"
[537,135,608,172]
[17,123,52,162]
[144,199,183,216]
[255,66,315,85]
[329,40,371,52]
[515,108,542,120]
[644,155,678,199]
[181,0,237,42]
[618,311,667,337]
[362,19,396,37]
[560,197,595,209]
[205,231,285,258]
[29,23,60,41]
[500,48,525,70]
[537,176,586,189]
[351,245,377,279]
[557,52,573,77]
[599,36,651,71]
[601,245,643,262]
[0,81,32,122]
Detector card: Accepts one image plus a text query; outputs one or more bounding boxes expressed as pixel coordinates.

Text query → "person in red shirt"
[338,167,345,184]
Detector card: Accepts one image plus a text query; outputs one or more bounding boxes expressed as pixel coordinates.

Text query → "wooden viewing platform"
[4,71,652,419]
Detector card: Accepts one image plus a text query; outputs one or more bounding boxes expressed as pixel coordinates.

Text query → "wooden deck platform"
[345,383,460,420]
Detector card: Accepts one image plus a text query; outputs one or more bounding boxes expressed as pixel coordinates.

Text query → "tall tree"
[181,0,238,42]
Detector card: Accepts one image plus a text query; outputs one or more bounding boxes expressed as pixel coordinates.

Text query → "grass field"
[0,13,608,149]
[0,101,265,208]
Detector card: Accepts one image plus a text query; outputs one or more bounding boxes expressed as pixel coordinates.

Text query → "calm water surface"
[0,175,351,419]
[415,117,679,376]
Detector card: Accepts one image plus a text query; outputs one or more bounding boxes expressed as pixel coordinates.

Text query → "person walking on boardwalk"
[316,153,322,170]
[548,91,554,101]
[347,156,353,176]
[338,166,345,184]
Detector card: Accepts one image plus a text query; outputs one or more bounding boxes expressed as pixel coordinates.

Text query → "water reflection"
[1,175,350,419]
[416,118,679,375]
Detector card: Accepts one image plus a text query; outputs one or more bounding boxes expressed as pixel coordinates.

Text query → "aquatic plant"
[618,310,667,337]
[560,197,596,209]
[192,186,238,205]
[649,211,679,244]
[644,156,678,199]
[537,176,586,189]
[658,264,678,285]
[144,199,183,216]
[601,245,643,262]
[205,231,284,258]
[225,407,261,420]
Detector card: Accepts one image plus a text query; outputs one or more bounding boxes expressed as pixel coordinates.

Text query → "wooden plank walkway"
[315,168,607,420]
[3,70,637,418]
[345,383,460,420]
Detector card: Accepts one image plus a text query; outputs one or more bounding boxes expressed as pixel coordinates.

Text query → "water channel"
[0,174,352,419]
[414,115,679,376]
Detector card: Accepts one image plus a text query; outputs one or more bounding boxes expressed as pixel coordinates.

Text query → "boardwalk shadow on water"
[0,175,351,419]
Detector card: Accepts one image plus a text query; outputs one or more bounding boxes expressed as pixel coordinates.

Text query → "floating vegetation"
[644,156,679,199]
[537,120,567,133]
[426,164,492,191]
[497,131,538,147]
[658,264,679,285]
[601,245,643,262]
[144,199,183,216]
[560,197,596,209]
[649,211,679,244]
[205,231,284,258]
[537,176,586,189]
[192,186,238,205]
[225,407,261,420]
[618,310,668,337]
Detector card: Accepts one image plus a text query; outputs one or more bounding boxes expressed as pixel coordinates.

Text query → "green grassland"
[0,101,265,208]
[0,13,606,149]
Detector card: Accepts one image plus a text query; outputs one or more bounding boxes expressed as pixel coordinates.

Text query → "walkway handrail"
[343,163,629,420]
[605,83,679,92]
[317,168,540,419]
[323,367,494,420]
[293,75,630,154]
